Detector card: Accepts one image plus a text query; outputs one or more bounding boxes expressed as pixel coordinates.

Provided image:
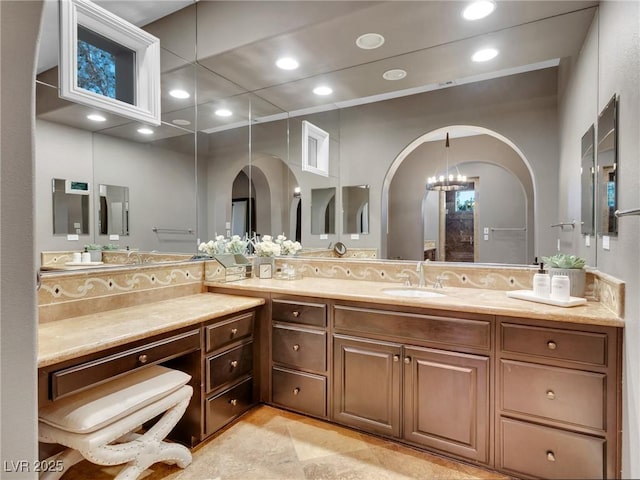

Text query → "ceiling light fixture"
[86,114,106,122]
[383,69,407,81]
[313,86,333,96]
[137,127,154,135]
[471,48,499,62]
[426,133,468,191]
[169,89,190,99]
[276,57,299,70]
[215,109,232,117]
[172,119,191,126]
[356,33,385,50]
[462,0,496,21]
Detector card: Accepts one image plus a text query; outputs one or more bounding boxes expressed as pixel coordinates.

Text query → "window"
[59,0,161,125]
[302,121,329,177]
[455,190,475,212]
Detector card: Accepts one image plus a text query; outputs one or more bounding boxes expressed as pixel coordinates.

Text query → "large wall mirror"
[98,184,129,237]
[311,188,336,235]
[580,125,595,236]
[597,95,618,236]
[342,185,370,235]
[52,178,90,235]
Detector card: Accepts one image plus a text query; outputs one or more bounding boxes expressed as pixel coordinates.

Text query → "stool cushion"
[39,365,191,434]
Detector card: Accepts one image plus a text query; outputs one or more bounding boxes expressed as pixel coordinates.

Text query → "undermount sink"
[381,287,445,298]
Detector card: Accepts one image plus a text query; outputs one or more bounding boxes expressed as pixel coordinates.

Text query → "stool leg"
[39,448,84,480]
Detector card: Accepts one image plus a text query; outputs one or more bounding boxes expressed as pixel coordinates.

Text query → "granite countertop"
[205,277,624,328]
[38,293,265,368]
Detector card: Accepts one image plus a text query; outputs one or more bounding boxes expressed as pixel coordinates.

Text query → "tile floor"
[63,405,511,480]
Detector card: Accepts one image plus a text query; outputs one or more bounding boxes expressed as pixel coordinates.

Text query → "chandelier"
[426,132,468,191]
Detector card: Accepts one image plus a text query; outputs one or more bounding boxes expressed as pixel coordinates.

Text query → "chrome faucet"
[416,262,426,288]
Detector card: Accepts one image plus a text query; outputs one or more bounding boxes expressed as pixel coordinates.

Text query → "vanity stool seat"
[38,365,193,480]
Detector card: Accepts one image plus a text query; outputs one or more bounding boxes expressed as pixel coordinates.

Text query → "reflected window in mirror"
[311,187,336,235]
[302,121,329,177]
[580,125,595,236]
[343,185,370,234]
[597,95,618,236]
[52,178,90,235]
[98,184,129,236]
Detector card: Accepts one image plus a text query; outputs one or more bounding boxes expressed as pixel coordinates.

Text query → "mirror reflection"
[311,188,336,235]
[52,178,90,235]
[342,185,370,234]
[98,184,129,236]
[580,125,595,236]
[597,95,618,236]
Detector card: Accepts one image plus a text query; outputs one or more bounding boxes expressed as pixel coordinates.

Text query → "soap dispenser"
[533,263,550,298]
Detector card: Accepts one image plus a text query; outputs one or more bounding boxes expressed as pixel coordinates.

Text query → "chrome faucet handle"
[397,274,410,286]
[433,274,447,289]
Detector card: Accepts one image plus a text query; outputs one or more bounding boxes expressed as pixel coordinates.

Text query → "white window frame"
[59,0,161,125]
[302,120,330,177]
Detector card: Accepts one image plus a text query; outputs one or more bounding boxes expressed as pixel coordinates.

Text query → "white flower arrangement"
[226,235,248,254]
[275,234,302,256]
[199,234,248,256]
[253,235,281,257]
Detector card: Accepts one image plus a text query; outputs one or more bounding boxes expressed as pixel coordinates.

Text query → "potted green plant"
[541,253,586,298]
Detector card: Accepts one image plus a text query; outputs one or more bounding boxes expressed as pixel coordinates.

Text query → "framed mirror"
[311,187,336,235]
[597,95,618,236]
[52,178,90,235]
[98,184,129,236]
[342,185,370,234]
[580,125,595,236]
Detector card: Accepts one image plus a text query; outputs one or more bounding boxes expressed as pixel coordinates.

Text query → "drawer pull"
[293,344,300,351]
[403,356,412,364]
[547,340,558,350]
[546,451,556,462]
[293,387,300,395]
[230,328,238,336]
[230,360,238,368]
[393,355,400,362]
[138,354,148,364]
[292,311,300,318]
[546,390,556,400]
[229,399,238,406]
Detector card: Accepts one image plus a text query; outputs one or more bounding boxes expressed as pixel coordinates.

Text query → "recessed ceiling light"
[169,89,190,99]
[356,33,385,50]
[87,114,106,122]
[462,0,496,20]
[313,86,333,96]
[137,127,154,135]
[172,119,191,126]
[215,109,233,117]
[276,57,299,70]
[383,69,407,81]
[472,48,499,62]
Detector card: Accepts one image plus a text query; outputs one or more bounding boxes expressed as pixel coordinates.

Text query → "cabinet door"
[333,335,401,437]
[403,345,489,463]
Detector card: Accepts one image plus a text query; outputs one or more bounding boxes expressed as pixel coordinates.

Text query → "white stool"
[38,365,193,480]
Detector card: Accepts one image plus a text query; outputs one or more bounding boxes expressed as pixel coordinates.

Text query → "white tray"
[65,261,104,266]
[506,290,587,308]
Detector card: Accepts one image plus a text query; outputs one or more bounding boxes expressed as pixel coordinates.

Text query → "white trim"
[301,120,329,177]
[59,0,161,125]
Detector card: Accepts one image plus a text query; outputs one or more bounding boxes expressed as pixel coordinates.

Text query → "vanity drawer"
[272,367,326,417]
[501,323,607,366]
[51,329,200,400]
[272,325,326,372]
[206,341,253,392]
[272,299,326,327]
[205,376,253,435]
[205,312,254,353]
[499,417,605,479]
[500,360,605,430]
[334,305,491,351]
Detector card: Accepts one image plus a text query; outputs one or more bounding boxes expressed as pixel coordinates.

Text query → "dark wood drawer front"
[334,306,490,350]
[272,367,327,417]
[501,360,605,431]
[206,312,254,353]
[272,299,326,327]
[501,323,607,366]
[205,377,253,435]
[52,329,200,400]
[206,341,253,392]
[272,325,326,372]
[500,417,605,479]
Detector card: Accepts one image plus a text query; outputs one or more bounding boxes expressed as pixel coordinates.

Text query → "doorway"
[439,180,478,262]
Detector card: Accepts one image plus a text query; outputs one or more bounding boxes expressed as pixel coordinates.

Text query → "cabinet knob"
[230,360,238,368]
[546,390,556,400]
[546,451,556,462]
[393,355,400,362]
[230,328,238,336]
[138,354,148,364]
[403,357,412,364]
[293,387,300,395]
[292,311,300,318]
[547,340,557,350]
[293,344,300,351]
[229,399,237,406]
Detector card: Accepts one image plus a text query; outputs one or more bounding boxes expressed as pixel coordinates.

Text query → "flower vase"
[253,256,274,279]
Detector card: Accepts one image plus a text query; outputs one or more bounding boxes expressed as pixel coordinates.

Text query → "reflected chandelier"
[426,132,467,191]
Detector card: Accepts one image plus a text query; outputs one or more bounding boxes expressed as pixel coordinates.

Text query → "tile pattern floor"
[63,405,511,480]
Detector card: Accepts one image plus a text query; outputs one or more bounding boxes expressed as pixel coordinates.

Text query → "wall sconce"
[293,187,301,198]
